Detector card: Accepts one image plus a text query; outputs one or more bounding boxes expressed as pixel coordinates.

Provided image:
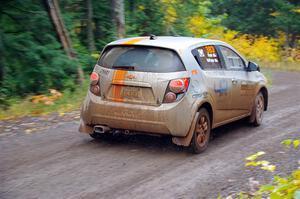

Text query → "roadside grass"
[260,62,300,72]
[0,80,89,120]
[261,69,273,86]
[259,61,299,86]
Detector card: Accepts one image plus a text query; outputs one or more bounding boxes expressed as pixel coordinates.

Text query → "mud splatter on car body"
[79,36,268,152]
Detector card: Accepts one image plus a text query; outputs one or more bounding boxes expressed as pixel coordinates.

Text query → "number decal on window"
[193,45,222,70]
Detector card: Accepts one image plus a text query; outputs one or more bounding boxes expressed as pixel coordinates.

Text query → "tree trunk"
[111,0,125,39]
[86,0,96,52]
[44,0,84,84]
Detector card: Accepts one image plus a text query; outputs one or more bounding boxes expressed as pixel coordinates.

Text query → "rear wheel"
[190,108,211,154]
[250,92,264,126]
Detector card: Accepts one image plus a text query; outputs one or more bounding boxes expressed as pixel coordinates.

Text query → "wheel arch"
[197,101,213,126]
[172,101,214,147]
[259,86,268,111]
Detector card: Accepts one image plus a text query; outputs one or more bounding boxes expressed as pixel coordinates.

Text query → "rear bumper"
[80,91,196,136]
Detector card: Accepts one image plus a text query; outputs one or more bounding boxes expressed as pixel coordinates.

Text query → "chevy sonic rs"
[79,36,268,153]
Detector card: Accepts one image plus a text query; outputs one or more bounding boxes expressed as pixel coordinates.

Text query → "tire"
[249,92,265,126]
[190,108,211,154]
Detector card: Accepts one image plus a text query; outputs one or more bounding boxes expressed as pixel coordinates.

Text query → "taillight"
[90,72,100,95]
[90,72,99,85]
[164,92,177,103]
[163,78,189,103]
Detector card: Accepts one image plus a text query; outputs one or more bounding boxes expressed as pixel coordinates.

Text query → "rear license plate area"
[121,86,141,100]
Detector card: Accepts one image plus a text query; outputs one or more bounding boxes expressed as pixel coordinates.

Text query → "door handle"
[232,78,238,85]
[241,81,247,86]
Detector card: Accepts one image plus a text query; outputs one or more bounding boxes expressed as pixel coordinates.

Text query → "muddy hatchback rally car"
[79,36,268,153]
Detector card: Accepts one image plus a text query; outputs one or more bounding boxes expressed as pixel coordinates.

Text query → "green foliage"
[0,0,299,114]
[0,1,77,99]
[125,0,165,36]
[255,169,300,199]
[271,1,300,48]
[210,0,300,48]
[92,0,116,48]
[211,0,278,36]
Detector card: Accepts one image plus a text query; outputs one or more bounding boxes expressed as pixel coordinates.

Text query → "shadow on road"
[86,118,254,154]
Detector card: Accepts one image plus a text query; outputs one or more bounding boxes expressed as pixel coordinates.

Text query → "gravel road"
[1,71,300,199]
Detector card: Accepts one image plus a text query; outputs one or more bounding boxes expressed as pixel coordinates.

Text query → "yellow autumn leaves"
[161,0,290,64]
[245,151,276,172]
[245,138,300,173]
[137,0,300,65]
[161,0,178,34]
[187,15,283,63]
[281,139,300,148]
[31,89,63,105]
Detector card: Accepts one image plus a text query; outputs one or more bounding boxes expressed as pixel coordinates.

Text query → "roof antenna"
[149,34,157,40]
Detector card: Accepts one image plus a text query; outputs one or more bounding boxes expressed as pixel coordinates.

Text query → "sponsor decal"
[122,37,145,45]
[125,74,136,79]
[198,49,205,57]
[214,79,229,94]
[111,70,128,102]
[206,58,219,63]
[100,68,110,76]
[204,45,216,54]
[191,69,199,75]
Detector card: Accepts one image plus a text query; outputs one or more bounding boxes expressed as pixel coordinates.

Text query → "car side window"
[192,45,222,70]
[218,46,245,70]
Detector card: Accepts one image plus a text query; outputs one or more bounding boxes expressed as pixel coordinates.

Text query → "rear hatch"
[97,45,188,106]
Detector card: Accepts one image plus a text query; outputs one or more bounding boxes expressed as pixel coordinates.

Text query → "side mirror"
[247,61,260,72]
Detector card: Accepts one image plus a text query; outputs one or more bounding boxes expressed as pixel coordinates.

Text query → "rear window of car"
[98,46,185,73]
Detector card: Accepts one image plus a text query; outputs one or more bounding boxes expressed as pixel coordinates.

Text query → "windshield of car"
[98,46,185,73]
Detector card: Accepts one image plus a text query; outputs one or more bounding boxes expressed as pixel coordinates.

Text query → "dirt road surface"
[1,71,300,199]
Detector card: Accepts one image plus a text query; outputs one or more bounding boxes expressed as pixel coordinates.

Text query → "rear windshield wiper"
[112,66,135,70]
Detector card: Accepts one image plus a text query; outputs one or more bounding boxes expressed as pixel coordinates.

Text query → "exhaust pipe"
[94,125,111,134]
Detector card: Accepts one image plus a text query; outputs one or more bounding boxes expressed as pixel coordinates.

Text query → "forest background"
[0,0,299,117]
